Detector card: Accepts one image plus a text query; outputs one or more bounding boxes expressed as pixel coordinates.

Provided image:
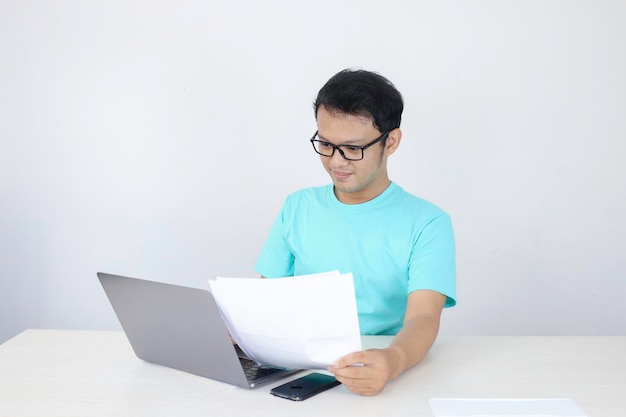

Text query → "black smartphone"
[270,372,341,401]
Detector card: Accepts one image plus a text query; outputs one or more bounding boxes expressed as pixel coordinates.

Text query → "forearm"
[328,290,445,395]
[386,314,441,379]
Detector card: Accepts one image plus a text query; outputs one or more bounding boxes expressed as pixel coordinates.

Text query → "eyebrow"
[316,133,366,145]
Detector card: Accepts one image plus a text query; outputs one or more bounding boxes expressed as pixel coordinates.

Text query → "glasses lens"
[340,146,363,160]
[313,140,334,157]
[312,138,363,161]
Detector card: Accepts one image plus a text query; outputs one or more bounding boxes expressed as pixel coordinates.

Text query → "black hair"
[313,69,404,133]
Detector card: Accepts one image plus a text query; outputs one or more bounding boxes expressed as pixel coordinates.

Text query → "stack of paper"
[208,271,362,369]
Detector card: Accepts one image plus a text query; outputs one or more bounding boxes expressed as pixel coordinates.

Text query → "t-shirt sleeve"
[254,203,295,278]
[408,212,457,307]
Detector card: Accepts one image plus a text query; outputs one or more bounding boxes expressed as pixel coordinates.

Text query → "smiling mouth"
[332,171,352,181]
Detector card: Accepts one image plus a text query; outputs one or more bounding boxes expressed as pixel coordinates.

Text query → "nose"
[328,148,349,168]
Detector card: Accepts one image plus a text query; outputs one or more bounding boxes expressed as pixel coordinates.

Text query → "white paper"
[208,271,362,369]
[428,398,589,417]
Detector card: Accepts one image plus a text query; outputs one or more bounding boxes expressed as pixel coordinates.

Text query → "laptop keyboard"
[239,357,285,381]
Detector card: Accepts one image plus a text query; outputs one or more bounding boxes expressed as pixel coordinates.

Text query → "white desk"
[0,330,624,416]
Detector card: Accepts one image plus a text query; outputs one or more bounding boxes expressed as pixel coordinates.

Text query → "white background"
[1,0,625,344]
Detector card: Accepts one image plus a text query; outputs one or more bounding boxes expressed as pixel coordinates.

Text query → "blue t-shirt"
[255,182,456,335]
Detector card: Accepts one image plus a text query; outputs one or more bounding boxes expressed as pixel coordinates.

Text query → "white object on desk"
[429,398,589,417]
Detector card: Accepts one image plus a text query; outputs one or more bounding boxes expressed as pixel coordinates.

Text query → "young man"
[255,69,456,395]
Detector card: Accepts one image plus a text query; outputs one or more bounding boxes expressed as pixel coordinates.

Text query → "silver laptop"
[97,272,299,388]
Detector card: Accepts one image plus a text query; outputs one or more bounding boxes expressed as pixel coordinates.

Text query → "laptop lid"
[97,272,297,388]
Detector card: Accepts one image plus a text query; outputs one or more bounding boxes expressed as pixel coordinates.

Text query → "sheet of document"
[208,271,362,369]
[428,398,589,417]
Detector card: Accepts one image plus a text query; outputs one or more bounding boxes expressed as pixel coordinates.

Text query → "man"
[255,69,456,395]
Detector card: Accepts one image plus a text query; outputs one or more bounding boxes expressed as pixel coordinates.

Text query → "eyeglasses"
[309,130,390,161]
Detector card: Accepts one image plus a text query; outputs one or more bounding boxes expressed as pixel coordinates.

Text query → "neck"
[334,179,391,205]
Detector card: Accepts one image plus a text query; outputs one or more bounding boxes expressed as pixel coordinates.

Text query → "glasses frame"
[309,130,390,161]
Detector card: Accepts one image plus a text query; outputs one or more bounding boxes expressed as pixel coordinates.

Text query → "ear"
[384,128,402,156]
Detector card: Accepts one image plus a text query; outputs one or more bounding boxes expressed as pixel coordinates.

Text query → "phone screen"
[270,372,341,401]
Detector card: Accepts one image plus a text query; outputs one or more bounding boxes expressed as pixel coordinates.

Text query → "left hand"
[327,348,401,396]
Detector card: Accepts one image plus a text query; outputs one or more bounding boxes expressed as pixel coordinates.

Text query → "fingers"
[328,350,392,395]
[331,368,386,396]
[332,350,368,369]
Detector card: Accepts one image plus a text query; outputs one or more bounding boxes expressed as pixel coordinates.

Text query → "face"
[315,105,401,204]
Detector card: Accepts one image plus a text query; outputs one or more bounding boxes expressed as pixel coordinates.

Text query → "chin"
[333,183,363,194]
